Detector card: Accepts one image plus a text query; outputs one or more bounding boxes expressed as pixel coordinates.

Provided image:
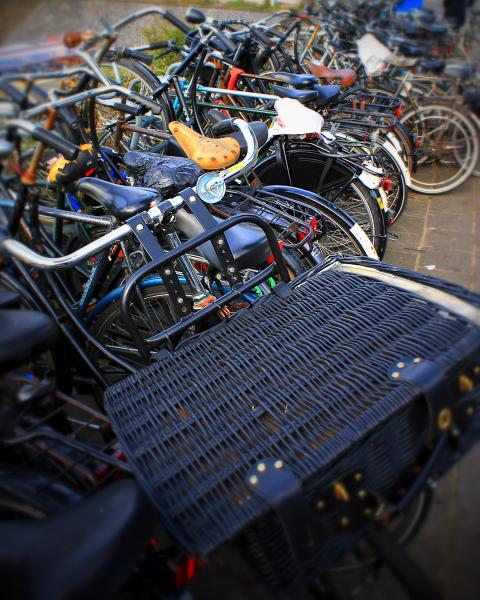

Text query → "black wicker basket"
[106,257,480,596]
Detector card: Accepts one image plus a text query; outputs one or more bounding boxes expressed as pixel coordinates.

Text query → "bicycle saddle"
[399,42,425,57]
[418,58,446,73]
[418,10,437,23]
[175,209,271,271]
[206,111,269,150]
[76,178,159,221]
[0,309,58,374]
[271,85,319,104]
[0,479,155,600]
[304,61,357,89]
[168,121,240,171]
[443,64,476,80]
[269,72,318,89]
[314,84,341,108]
[419,22,448,35]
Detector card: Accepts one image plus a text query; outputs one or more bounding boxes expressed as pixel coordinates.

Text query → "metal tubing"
[1,223,131,270]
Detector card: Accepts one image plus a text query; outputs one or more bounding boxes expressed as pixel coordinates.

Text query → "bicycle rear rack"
[120,213,290,360]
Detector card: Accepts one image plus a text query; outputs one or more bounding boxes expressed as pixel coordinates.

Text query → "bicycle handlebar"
[111,8,191,35]
[116,47,153,65]
[22,85,164,118]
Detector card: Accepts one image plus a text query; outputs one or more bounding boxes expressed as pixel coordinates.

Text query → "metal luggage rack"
[118,213,291,361]
[340,92,403,114]
[328,106,397,129]
[0,387,130,514]
[217,187,318,248]
[106,255,480,596]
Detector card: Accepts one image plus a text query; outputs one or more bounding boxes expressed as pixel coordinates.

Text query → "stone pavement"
[386,179,480,293]
[378,179,480,600]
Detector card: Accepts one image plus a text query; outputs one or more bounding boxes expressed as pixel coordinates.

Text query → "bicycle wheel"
[252,145,385,256]
[372,143,409,225]
[93,58,173,151]
[401,103,479,194]
[468,109,480,178]
[89,283,191,380]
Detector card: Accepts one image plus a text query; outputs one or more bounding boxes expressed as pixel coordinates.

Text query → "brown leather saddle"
[168,121,240,171]
[304,60,357,89]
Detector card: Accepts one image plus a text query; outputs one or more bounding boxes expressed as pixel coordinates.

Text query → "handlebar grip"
[211,30,237,55]
[112,102,143,116]
[128,92,162,115]
[162,10,191,34]
[121,48,154,65]
[254,29,272,45]
[145,40,171,50]
[31,127,79,160]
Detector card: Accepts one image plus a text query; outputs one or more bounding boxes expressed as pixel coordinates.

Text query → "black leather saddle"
[269,71,318,89]
[418,58,446,73]
[444,64,476,80]
[206,111,269,150]
[77,179,159,221]
[399,42,426,57]
[0,479,155,600]
[203,217,271,271]
[420,22,448,35]
[314,84,341,108]
[271,85,319,104]
[0,309,58,374]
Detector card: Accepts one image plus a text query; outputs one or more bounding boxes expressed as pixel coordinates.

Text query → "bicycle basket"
[105,257,480,596]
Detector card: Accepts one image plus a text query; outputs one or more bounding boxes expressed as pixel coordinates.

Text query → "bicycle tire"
[401,103,479,194]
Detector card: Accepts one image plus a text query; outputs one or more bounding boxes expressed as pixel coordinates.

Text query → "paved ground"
[0,0,264,46]
[1,2,480,598]
[380,181,480,600]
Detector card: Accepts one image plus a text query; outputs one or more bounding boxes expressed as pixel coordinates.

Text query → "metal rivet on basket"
[164,269,171,276]
[274,460,284,470]
[249,475,258,486]
[257,462,266,473]
[466,406,475,416]
[136,223,143,232]
[340,516,349,527]
[438,408,452,431]
[177,298,184,304]
[413,357,422,363]
[189,195,196,203]
[354,472,363,482]
[397,362,405,369]
[217,239,224,246]
[474,366,480,376]
[391,371,400,380]
[459,374,475,392]
[227,266,235,273]
[358,490,367,500]
[316,500,325,510]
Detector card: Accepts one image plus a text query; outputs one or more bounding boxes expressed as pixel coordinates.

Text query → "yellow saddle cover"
[168,121,240,171]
